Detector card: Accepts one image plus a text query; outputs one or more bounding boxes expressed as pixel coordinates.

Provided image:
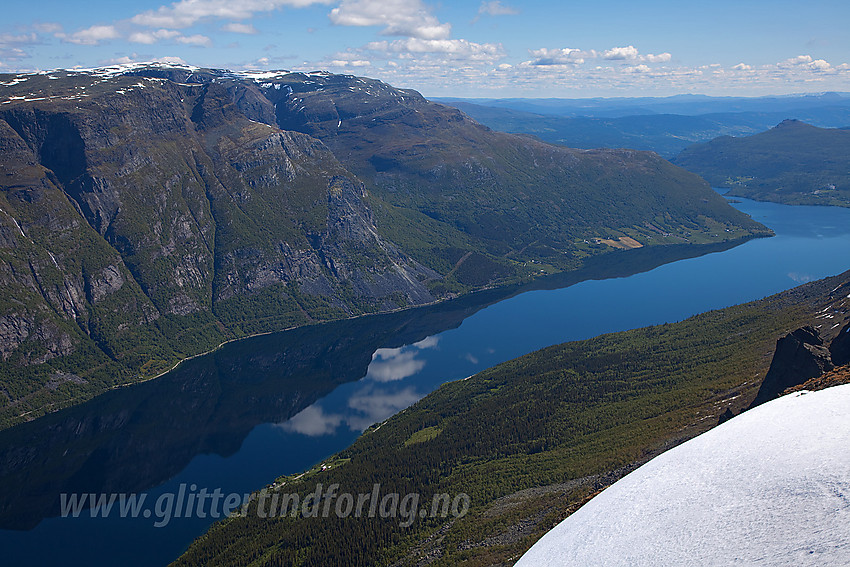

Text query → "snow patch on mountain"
[517,384,850,566]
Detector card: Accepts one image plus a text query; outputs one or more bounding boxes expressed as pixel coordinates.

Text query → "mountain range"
[0,63,766,426]
[437,96,850,158]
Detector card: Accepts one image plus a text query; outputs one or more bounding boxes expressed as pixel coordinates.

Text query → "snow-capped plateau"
[517,384,850,566]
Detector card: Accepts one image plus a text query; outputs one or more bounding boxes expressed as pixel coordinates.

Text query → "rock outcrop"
[749,325,837,409]
[830,322,850,366]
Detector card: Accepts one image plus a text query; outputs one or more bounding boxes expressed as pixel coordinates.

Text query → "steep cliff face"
[747,326,834,408]
[747,280,850,409]
[0,67,435,424]
[0,63,770,425]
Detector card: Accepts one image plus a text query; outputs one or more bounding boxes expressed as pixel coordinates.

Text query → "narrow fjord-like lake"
[3,195,850,566]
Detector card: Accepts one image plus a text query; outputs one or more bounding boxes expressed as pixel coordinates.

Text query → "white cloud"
[603,45,639,60]
[645,52,672,63]
[477,1,519,17]
[60,25,120,45]
[127,29,211,46]
[128,29,181,44]
[154,55,190,65]
[0,32,39,46]
[782,54,815,66]
[0,32,39,61]
[526,47,592,66]
[102,55,139,65]
[176,33,212,46]
[779,54,832,72]
[222,22,259,34]
[132,0,329,29]
[525,45,670,67]
[625,64,652,74]
[733,63,752,71]
[602,45,671,63]
[330,59,372,67]
[368,37,504,61]
[330,0,451,40]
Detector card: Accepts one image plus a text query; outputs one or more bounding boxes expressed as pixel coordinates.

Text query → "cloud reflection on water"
[278,336,439,436]
[365,336,440,382]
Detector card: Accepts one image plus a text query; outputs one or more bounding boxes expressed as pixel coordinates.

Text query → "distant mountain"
[673,120,850,206]
[435,91,850,119]
[440,100,850,158]
[516,383,850,567]
[0,63,765,425]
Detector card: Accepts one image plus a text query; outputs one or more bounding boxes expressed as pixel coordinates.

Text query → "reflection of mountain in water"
[0,238,750,531]
[0,288,508,531]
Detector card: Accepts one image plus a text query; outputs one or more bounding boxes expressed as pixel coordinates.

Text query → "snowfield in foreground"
[517,384,850,566]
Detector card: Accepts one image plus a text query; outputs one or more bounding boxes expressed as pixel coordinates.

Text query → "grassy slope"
[174,270,850,567]
[673,120,850,207]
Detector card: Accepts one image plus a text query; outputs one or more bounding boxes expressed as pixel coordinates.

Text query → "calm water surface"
[3,197,850,566]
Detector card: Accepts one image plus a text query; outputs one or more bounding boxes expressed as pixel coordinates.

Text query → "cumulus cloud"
[645,52,672,63]
[526,47,591,66]
[733,63,752,71]
[603,45,639,60]
[330,0,451,40]
[60,24,120,45]
[131,0,328,29]
[367,37,504,61]
[127,29,210,46]
[779,54,832,71]
[128,29,181,44]
[602,45,671,63]
[329,59,371,67]
[782,54,815,66]
[525,45,669,67]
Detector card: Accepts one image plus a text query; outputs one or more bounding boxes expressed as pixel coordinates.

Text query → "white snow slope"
[517,384,850,566]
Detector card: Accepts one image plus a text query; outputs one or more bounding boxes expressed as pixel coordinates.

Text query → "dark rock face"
[831,323,850,366]
[717,407,736,425]
[749,326,835,409]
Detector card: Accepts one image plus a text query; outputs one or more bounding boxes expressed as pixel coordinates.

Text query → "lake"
[3,196,850,566]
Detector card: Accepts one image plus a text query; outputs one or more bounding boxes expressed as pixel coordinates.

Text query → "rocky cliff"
[747,280,850,409]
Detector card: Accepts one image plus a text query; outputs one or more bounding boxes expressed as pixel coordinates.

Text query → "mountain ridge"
[0,63,768,426]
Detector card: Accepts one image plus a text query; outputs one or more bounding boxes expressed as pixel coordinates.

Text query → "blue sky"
[2,0,849,97]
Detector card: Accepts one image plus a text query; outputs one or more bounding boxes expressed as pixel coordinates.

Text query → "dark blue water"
[3,197,850,566]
